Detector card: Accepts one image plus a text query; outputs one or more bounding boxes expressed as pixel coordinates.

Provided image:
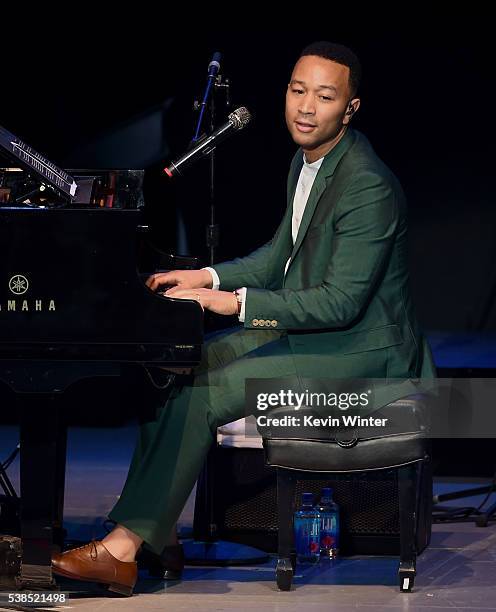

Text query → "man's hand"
[165,287,238,316]
[146,269,213,292]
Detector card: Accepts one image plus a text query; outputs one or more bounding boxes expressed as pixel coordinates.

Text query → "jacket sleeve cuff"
[243,288,282,330]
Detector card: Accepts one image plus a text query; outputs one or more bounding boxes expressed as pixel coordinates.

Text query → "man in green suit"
[52,41,435,596]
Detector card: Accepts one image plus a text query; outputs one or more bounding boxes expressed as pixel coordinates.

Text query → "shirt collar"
[302,153,324,170]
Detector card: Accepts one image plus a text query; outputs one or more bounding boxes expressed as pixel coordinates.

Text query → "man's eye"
[320,96,333,101]
[292,89,304,94]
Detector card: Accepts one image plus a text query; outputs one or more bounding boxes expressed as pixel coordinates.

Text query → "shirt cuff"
[237,287,247,323]
[202,267,220,290]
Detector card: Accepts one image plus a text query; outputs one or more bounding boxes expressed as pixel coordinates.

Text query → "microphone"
[208,51,221,79]
[164,107,252,178]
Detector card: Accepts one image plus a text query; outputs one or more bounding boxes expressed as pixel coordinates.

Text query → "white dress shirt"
[205,153,324,322]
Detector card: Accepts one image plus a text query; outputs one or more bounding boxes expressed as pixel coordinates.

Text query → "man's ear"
[343,98,361,125]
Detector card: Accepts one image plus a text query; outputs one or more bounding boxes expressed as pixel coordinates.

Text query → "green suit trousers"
[109,325,296,554]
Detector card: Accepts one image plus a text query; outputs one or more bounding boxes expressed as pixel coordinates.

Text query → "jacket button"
[271,320,277,327]
[264,319,271,327]
[252,319,259,326]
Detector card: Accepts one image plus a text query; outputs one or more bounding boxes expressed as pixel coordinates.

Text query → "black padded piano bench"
[257,394,432,593]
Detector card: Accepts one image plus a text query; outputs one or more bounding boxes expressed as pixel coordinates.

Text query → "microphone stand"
[205,75,232,265]
[206,79,219,266]
[191,62,228,265]
[183,71,268,566]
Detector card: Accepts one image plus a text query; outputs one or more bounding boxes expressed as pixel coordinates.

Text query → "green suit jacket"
[214,128,435,388]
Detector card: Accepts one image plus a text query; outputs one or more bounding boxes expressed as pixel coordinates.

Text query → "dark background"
[1,20,495,475]
[2,23,495,332]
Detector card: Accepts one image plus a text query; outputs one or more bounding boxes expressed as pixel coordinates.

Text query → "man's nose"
[298,93,316,115]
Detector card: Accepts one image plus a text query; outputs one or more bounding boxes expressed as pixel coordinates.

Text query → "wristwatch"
[233,289,243,315]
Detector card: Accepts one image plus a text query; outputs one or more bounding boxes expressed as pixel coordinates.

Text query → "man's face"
[285,55,358,159]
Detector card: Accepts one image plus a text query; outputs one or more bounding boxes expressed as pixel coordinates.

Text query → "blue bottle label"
[308,521,320,555]
[295,518,320,556]
[320,515,338,547]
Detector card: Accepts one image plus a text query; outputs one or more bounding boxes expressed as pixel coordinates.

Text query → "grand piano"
[0,124,204,590]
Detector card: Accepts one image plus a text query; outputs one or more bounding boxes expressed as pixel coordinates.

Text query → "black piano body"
[0,126,203,590]
[0,206,202,368]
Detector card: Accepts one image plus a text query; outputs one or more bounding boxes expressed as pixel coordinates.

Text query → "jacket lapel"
[286,150,304,209]
[287,129,356,267]
[264,152,304,288]
[264,201,293,289]
[289,173,327,261]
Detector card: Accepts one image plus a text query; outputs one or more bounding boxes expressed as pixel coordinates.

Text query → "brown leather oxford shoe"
[51,540,137,596]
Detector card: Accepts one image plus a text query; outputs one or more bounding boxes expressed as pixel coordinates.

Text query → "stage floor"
[1,425,496,610]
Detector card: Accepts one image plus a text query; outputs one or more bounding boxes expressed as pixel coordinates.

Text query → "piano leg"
[17,394,67,590]
[53,404,67,553]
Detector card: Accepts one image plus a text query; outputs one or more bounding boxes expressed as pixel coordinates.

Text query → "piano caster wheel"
[276,557,293,591]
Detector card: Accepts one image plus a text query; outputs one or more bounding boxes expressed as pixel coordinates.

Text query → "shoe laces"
[68,540,99,560]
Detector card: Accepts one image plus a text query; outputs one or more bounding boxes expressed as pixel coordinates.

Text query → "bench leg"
[398,463,419,592]
[276,469,297,591]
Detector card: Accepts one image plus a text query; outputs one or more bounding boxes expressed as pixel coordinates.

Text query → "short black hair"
[299,41,361,97]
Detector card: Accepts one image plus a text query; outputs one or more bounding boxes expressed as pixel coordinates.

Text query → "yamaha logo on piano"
[0,274,56,312]
[9,275,29,295]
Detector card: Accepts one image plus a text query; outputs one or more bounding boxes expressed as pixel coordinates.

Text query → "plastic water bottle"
[317,487,340,558]
[294,492,321,564]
